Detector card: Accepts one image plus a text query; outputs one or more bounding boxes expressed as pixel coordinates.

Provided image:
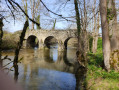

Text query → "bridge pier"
[22,40,27,48]
[39,39,45,49]
[58,41,65,51]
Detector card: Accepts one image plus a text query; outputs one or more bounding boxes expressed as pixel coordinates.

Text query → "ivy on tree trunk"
[74,0,87,89]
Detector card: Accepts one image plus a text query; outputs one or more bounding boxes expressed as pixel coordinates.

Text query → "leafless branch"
[40,0,73,22]
[3,60,13,68]
[7,0,40,27]
[87,9,99,25]
[2,55,11,61]
[63,0,70,8]
[5,0,15,24]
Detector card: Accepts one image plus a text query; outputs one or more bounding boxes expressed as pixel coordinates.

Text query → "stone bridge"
[23,29,77,51]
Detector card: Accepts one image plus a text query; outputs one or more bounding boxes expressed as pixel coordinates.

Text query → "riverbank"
[1,31,20,50]
[87,38,119,89]
[1,30,78,50]
[2,31,119,89]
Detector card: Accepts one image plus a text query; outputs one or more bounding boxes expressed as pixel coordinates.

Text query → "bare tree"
[94,11,100,52]
[22,0,28,21]
[100,0,111,71]
[92,0,96,53]
[52,19,56,30]
[29,0,41,29]
[107,0,119,71]
[2,0,40,81]
[35,0,41,29]
[74,0,87,89]
[30,0,35,29]
[22,0,29,30]
[92,5,100,53]
[13,21,29,81]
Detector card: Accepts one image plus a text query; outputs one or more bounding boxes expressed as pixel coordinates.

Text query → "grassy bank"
[1,31,20,50]
[87,38,119,90]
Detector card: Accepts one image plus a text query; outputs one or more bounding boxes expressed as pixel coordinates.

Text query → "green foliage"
[88,36,102,53]
[87,38,119,89]
[89,35,93,52]
[1,31,20,50]
[88,38,103,66]
[110,50,119,71]
[107,8,115,22]
[87,65,119,80]
[2,40,17,50]
[97,37,102,51]
[88,52,103,67]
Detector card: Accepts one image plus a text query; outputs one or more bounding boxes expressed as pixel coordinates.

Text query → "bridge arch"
[26,35,39,48]
[64,37,78,49]
[24,29,77,50]
[44,36,58,48]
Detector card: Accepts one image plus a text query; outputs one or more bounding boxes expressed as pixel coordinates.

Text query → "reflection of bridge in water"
[20,48,77,74]
[19,49,77,90]
[23,29,77,51]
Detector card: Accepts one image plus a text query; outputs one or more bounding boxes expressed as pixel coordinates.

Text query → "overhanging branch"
[40,0,74,22]
[8,0,40,27]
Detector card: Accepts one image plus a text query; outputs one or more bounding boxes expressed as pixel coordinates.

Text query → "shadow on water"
[2,44,83,90]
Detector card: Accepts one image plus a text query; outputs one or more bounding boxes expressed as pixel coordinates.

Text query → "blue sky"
[2,0,77,32]
[2,0,113,33]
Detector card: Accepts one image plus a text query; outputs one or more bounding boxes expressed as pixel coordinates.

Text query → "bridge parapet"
[26,29,77,33]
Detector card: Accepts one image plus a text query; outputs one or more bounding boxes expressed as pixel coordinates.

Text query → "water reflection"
[19,49,76,73]
[2,45,78,90]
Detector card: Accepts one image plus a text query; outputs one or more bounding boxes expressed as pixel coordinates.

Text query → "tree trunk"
[83,0,87,30]
[107,0,119,71]
[92,0,97,53]
[24,0,29,29]
[24,0,28,21]
[92,10,100,53]
[35,0,41,29]
[100,0,111,71]
[30,0,35,30]
[0,18,3,67]
[36,15,41,29]
[74,0,87,89]
[13,21,29,81]
[52,19,56,30]
[32,2,35,30]
[95,11,100,52]
[108,0,119,51]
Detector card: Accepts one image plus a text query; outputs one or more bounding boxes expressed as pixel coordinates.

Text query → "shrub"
[1,30,20,50]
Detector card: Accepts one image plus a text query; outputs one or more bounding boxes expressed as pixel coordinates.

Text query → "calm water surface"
[2,45,77,90]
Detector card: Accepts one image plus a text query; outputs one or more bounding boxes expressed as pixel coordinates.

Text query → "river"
[2,44,78,90]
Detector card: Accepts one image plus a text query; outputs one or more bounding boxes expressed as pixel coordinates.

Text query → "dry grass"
[87,77,119,90]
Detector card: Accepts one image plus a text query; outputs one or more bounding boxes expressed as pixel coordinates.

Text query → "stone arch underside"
[26,35,39,48]
[64,37,78,49]
[44,36,58,48]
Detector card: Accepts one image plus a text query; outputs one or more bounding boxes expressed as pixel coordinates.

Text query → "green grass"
[87,38,119,89]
